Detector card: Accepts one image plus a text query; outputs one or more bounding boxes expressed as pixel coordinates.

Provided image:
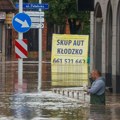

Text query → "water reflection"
[0,61,120,119]
[11,93,32,119]
[10,92,90,120]
[89,105,106,120]
[11,81,31,120]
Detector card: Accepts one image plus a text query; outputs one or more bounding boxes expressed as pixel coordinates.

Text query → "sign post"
[12,0,31,92]
[14,1,48,92]
[38,0,42,91]
[18,0,23,91]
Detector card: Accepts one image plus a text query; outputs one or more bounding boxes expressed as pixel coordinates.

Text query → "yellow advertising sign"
[51,34,89,87]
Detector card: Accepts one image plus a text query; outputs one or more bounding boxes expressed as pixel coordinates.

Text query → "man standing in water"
[88,70,106,105]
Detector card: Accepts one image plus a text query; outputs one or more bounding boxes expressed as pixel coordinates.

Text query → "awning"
[0,0,16,12]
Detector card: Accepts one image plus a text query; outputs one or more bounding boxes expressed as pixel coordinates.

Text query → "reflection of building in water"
[0,57,16,92]
[0,61,18,93]
[90,0,120,93]
[0,58,5,92]
[89,105,106,119]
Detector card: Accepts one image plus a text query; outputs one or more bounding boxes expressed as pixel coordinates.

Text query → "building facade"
[90,0,120,93]
[0,0,16,60]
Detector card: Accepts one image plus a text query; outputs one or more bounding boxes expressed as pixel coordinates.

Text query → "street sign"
[12,13,31,33]
[30,23,44,28]
[39,12,44,16]
[24,11,44,16]
[40,23,44,28]
[15,39,28,58]
[16,3,49,10]
[24,11,44,28]
[30,17,44,23]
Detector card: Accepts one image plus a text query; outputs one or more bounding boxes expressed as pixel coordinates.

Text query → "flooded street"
[0,61,120,120]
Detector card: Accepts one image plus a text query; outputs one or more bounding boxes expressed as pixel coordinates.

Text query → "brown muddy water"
[0,61,120,120]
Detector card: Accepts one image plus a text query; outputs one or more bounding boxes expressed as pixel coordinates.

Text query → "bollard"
[84,92,86,101]
[62,90,65,95]
[72,91,74,98]
[77,91,79,99]
[67,91,69,97]
[58,89,60,94]
[54,89,57,93]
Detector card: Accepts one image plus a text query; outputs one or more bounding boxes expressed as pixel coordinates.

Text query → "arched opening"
[105,1,112,87]
[116,1,120,93]
[94,3,102,71]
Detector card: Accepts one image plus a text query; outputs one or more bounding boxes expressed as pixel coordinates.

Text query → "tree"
[42,0,90,34]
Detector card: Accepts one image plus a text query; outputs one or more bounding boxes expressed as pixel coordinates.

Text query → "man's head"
[91,70,101,80]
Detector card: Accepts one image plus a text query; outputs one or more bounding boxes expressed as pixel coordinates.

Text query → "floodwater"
[0,60,120,120]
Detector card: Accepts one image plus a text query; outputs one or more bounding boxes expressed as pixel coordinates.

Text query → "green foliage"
[42,0,71,25]
[42,0,90,34]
